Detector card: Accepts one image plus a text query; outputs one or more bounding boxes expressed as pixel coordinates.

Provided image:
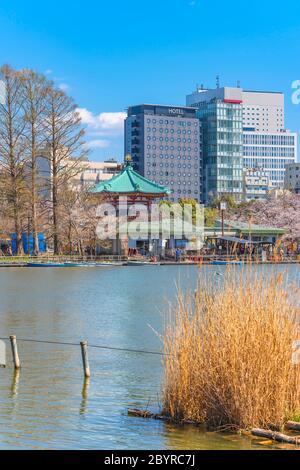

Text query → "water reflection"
[10,369,20,399]
[80,378,90,415]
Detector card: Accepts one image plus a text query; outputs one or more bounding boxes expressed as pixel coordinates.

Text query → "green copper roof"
[91,161,171,195]
[214,219,286,235]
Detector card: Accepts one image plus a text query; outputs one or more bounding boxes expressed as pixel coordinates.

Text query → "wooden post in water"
[80,341,91,378]
[9,335,21,369]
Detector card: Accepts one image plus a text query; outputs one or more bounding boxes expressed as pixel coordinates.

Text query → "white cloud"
[77,108,126,136]
[44,69,53,75]
[59,83,70,92]
[85,139,110,149]
[78,108,125,155]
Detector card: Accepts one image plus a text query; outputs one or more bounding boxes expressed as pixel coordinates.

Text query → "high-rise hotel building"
[124,104,202,202]
[186,86,297,201]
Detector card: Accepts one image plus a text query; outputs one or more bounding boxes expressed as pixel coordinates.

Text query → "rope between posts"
[0,336,168,356]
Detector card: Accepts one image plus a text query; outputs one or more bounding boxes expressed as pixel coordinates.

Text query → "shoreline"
[0,260,299,268]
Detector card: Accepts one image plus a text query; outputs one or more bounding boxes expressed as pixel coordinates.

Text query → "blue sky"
[0,0,299,161]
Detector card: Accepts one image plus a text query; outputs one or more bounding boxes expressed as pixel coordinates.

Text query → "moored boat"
[27,261,122,268]
[211,260,243,265]
[27,262,65,267]
[127,260,160,266]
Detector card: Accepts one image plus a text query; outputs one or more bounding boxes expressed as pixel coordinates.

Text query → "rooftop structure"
[187,86,285,133]
[67,158,122,190]
[243,168,271,200]
[91,156,171,200]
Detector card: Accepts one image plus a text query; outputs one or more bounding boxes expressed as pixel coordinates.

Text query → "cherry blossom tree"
[229,193,300,242]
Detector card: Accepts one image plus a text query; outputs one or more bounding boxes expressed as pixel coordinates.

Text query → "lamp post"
[220,201,227,237]
[27,213,31,256]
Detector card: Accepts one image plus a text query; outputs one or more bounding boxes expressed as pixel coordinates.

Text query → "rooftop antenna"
[237,80,241,88]
[216,74,220,88]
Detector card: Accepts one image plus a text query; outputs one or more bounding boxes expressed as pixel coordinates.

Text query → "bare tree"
[21,69,49,255]
[0,65,27,255]
[43,85,88,254]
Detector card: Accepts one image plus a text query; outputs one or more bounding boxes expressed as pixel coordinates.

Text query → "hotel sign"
[128,104,196,117]
[168,107,184,115]
[155,106,195,117]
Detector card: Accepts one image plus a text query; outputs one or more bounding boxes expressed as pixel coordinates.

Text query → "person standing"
[175,248,181,263]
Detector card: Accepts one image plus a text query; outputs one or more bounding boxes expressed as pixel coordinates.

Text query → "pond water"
[0,264,298,449]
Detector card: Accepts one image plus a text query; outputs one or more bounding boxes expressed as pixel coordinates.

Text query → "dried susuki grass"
[163,269,300,430]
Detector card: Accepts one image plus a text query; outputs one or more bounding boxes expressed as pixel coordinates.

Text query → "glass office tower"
[196,99,243,202]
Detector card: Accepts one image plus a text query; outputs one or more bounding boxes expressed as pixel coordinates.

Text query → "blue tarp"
[11,233,46,255]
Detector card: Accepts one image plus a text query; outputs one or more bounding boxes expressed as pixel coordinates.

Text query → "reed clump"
[163,270,300,430]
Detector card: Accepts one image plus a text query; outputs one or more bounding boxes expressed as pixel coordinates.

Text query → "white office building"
[284,162,300,193]
[187,86,297,196]
[242,90,284,132]
[243,168,271,200]
[243,131,296,189]
[68,159,122,190]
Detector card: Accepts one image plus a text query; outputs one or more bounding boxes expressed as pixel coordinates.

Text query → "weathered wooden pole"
[252,428,300,445]
[286,421,300,431]
[80,341,91,378]
[9,335,21,369]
